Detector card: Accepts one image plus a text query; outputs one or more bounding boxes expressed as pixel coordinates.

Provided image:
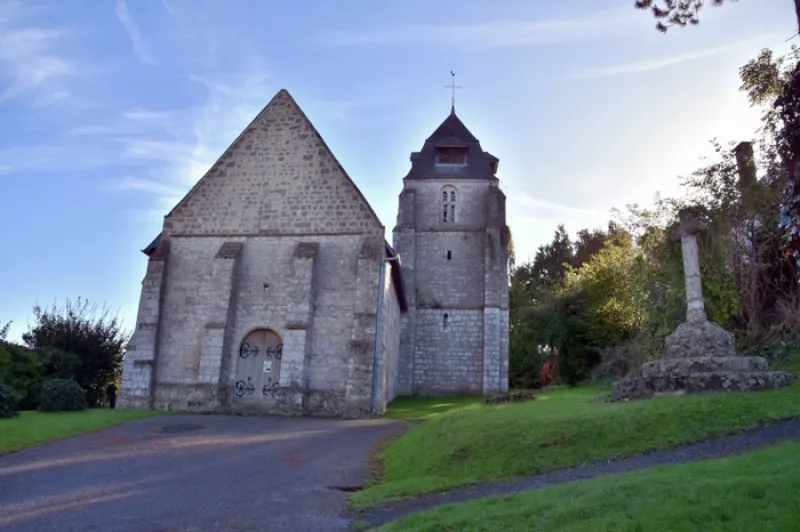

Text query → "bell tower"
[392,102,509,396]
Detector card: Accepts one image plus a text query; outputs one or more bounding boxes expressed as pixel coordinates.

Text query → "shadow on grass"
[385,396,482,421]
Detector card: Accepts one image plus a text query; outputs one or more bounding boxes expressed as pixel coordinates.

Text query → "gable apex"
[163,88,383,233]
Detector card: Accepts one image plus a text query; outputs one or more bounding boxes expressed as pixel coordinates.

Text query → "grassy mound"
[382,441,800,531]
[355,383,800,506]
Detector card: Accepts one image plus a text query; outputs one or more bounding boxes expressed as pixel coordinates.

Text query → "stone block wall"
[393,175,509,397]
[392,228,416,398]
[404,180,492,231]
[414,231,485,308]
[163,90,380,238]
[143,233,383,416]
[375,260,402,413]
[412,309,484,394]
[395,309,416,397]
[118,241,169,409]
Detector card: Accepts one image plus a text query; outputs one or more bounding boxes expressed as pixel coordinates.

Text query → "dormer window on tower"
[442,186,457,223]
[435,147,467,167]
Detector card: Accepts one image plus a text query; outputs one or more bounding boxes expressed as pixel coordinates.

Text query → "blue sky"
[0,0,793,342]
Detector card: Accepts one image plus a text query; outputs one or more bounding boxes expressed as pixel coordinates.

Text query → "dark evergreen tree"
[23,298,128,407]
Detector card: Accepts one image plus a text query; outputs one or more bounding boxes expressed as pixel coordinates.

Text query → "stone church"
[119,89,509,418]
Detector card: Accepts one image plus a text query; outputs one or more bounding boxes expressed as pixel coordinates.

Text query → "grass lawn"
[0,409,163,455]
[354,382,800,507]
[382,441,800,531]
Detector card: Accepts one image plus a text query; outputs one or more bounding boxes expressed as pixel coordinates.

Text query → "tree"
[22,298,128,407]
[635,0,800,272]
[634,0,727,33]
[531,225,574,288]
[740,48,800,108]
[738,48,800,272]
[573,222,627,268]
[635,0,800,34]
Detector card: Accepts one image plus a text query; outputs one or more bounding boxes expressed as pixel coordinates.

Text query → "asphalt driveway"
[0,414,407,532]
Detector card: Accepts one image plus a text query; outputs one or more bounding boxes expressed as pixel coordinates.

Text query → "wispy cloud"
[115,0,154,64]
[0,143,116,173]
[102,61,273,212]
[511,190,599,218]
[105,177,186,211]
[322,10,631,48]
[158,0,176,16]
[0,2,73,103]
[574,36,769,79]
[31,90,70,107]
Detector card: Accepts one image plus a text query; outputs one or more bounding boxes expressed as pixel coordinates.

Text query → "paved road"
[0,414,407,532]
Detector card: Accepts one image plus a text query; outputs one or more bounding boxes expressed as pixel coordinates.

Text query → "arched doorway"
[235,329,282,402]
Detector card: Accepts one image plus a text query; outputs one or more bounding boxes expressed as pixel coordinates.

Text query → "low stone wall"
[484,390,535,405]
[612,369,796,401]
[150,382,370,418]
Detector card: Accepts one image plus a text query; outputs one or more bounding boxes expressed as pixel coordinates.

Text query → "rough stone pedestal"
[664,320,735,358]
[612,321,795,400]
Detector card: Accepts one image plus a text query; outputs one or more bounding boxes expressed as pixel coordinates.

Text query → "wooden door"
[234,329,282,402]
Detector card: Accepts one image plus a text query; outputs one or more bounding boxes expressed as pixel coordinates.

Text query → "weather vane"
[444,70,463,112]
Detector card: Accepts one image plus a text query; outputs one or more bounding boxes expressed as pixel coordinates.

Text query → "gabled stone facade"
[393,108,510,396]
[119,91,509,417]
[119,90,406,418]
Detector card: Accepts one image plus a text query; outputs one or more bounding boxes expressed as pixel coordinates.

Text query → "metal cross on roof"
[444,70,463,113]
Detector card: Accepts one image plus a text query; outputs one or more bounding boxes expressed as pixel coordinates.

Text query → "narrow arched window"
[442,186,457,223]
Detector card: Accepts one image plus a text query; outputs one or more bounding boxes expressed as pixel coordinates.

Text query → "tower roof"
[404,109,498,180]
[426,110,479,144]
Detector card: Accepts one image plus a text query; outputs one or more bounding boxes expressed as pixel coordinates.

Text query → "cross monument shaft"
[671,210,708,323]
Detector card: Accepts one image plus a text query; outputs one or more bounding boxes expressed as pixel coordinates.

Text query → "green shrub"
[0,343,45,410]
[0,382,18,418]
[39,379,88,412]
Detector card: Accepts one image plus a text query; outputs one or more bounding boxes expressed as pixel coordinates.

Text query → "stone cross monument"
[671,210,708,324]
[611,209,795,400]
